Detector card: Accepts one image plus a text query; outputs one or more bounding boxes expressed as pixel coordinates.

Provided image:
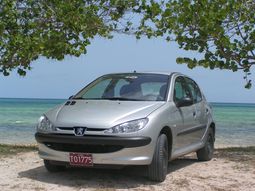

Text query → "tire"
[44,160,66,172]
[196,128,214,161]
[148,134,168,182]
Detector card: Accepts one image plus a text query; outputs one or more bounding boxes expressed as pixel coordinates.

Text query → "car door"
[173,76,197,148]
[185,77,208,143]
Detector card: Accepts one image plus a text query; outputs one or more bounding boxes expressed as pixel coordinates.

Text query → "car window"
[74,73,169,101]
[174,77,192,103]
[185,77,202,103]
[114,79,130,97]
[82,78,111,99]
[141,82,166,96]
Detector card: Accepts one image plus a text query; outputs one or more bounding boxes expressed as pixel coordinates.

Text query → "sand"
[0,151,254,191]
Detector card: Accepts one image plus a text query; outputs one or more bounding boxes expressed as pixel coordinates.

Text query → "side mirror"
[176,97,193,107]
[68,95,74,100]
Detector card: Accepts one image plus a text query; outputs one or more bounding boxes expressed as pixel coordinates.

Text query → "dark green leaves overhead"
[1,0,254,88]
[138,0,255,88]
[0,0,138,76]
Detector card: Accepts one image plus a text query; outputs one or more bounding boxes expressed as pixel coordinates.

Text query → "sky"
[0,35,254,103]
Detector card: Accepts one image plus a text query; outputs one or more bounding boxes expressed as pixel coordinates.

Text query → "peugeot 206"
[35,72,215,182]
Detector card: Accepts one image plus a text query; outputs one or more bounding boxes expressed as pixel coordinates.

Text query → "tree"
[1,0,255,88]
[0,0,137,76]
[138,0,255,88]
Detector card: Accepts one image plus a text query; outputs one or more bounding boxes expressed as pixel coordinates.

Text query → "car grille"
[57,127,106,131]
[45,143,124,153]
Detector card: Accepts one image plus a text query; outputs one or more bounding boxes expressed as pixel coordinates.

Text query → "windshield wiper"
[73,97,141,101]
[73,97,102,100]
[102,97,140,101]
[72,97,85,100]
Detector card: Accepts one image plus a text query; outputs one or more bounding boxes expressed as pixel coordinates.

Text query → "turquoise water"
[211,102,255,147]
[0,98,254,147]
[0,98,63,144]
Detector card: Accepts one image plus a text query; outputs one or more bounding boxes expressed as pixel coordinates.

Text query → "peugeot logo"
[74,127,86,136]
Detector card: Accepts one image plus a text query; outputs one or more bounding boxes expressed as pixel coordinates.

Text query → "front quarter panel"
[137,102,178,159]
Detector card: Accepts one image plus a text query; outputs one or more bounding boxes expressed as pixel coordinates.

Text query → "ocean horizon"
[1,97,255,104]
[0,98,254,147]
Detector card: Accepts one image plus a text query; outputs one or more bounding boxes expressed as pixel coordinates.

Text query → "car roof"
[104,71,182,76]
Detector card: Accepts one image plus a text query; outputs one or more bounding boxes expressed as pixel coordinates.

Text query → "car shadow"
[18,156,198,189]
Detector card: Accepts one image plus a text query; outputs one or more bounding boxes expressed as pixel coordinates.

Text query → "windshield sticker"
[125,76,138,79]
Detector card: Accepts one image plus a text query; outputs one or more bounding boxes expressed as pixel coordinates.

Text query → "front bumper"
[35,133,151,148]
[35,133,154,165]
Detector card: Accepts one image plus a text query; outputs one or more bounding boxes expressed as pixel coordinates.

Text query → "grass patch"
[216,146,255,154]
[215,146,255,163]
[0,144,37,157]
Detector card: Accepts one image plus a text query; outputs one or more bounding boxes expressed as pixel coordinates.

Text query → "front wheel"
[44,160,66,172]
[196,128,214,161]
[147,134,168,182]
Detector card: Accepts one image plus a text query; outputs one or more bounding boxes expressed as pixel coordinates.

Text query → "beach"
[0,98,254,190]
[0,146,254,191]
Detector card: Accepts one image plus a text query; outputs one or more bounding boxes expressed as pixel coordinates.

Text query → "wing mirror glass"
[176,97,193,107]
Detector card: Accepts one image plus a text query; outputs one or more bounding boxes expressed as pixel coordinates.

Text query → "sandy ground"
[0,151,254,191]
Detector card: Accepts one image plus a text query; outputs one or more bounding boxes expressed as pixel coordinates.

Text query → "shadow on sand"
[19,157,198,189]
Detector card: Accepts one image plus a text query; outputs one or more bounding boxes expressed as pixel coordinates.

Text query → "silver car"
[35,72,215,182]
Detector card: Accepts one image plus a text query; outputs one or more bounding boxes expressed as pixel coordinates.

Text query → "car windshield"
[74,73,169,101]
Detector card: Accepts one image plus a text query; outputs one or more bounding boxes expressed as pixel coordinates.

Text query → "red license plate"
[69,153,93,167]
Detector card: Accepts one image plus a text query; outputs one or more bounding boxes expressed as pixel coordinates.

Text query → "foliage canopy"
[139,0,255,88]
[0,0,137,76]
[0,0,254,87]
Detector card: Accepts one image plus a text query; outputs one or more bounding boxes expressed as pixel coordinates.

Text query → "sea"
[0,98,254,147]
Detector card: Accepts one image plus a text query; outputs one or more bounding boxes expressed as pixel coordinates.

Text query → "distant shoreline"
[0,97,255,104]
[0,97,66,101]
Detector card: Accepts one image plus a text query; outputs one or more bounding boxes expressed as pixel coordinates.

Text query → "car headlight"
[104,118,148,134]
[37,115,55,133]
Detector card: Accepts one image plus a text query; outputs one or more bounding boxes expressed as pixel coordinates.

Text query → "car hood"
[46,100,165,129]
